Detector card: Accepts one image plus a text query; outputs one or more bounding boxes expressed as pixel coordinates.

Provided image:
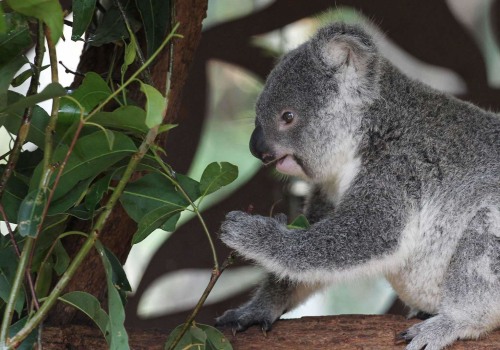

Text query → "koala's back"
[369,62,500,313]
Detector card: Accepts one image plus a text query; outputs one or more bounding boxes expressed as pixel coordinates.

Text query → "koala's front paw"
[215,305,278,334]
[219,211,289,261]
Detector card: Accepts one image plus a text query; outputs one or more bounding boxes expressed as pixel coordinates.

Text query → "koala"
[215,22,500,350]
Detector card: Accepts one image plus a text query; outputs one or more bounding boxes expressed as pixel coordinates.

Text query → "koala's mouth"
[274,154,306,177]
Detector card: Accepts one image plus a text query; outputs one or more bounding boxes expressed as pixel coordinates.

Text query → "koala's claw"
[215,307,276,336]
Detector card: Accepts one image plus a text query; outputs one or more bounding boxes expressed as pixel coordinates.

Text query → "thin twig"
[58,60,85,77]
[114,0,153,85]
[167,252,235,350]
[0,21,45,202]
[0,203,21,257]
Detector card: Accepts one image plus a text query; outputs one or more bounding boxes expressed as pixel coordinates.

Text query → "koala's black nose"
[249,125,273,162]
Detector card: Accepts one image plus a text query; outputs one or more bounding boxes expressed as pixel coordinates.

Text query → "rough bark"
[47,0,208,325]
[41,315,500,349]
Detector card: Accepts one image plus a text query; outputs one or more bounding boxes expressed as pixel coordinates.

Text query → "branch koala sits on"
[215,23,500,350]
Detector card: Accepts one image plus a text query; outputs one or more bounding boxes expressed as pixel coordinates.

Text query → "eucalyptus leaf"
[35,259,53,298]
[0,165,28,223]
[11,64,50,88]
[0,82,67,114]
[88,1,140,47]
[198,324,232,350]
[72,0,97,41]
[90,106,148,134]
[60,291,110,341]
[6,0,63,44]
[85,172,114,210]
[0,6,5,33]
[0,91,52,149]
[164,324,205,350]
[199,162,238,197]
[0,56,27,107]
[67,204,94,220]
[47,168,94,215]
[0,272,25,315]
[8,316,38,350]
[59,72,111,120]
[288,214,310,229]
[94,241,130,350]
[53,240,70,275]
[140,82,166,128]
[158,123,177,134]
[120,173,193,223]
[29,131,137,202]
[163,323,231,350]
[17,188,47,237]
[135,0,170,57]
[160,212,181,232]
[101,245,132,293]
[132,206,183,244]
[0,13,32,66]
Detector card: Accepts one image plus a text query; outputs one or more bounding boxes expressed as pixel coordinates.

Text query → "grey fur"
[216,23,500,349]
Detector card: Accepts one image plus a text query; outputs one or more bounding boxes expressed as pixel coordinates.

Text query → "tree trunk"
[47,0,208,325]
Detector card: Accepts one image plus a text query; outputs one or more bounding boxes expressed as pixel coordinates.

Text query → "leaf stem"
[0,239,34,346]
[153,152,219,271]
[167,252,235,350]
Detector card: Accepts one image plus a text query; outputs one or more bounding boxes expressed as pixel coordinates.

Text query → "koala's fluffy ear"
[309,23,378,75]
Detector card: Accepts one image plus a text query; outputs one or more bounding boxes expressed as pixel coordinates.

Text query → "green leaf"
[0,82,67,114]
[135,0,171,58]
[0,56,28,90]
[60,291,110,341]
[101,245,132,293]
[67,204,94,220]
[30,131,137,202]
[17,188,47,237]
[121,22,137,76]
[89,1,140,47]
[71,0,97,41]
[53,240,70,275]
[7,0,63,44]
[47,175,95,216]
[94,241,130,350]
[158,123,177,134]
[0,13,32,67]
[11,64,50,88]
[35,259,53,298]
[90,106,148,134]
[8,316,38,350]
[0,272,25,315]
[120,173,194,223]
[140,82,166,128]
[199,162,238,197]
[164,324,206,350]
[164,324,232,350]
[0,91,52,149]
[85,172,114,210]
[0,165,29,223]
[287,214,310,229]
[0,6,6,33]
[0,56,28,108]
[199,324,233,350]
[160,212,181,232]
[132,206,183,244]
[59,72,111,120]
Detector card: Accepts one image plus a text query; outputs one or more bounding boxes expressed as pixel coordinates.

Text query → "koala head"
[250,23,381,183]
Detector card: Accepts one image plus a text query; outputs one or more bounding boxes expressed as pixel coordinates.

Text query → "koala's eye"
[281,111,294,124]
